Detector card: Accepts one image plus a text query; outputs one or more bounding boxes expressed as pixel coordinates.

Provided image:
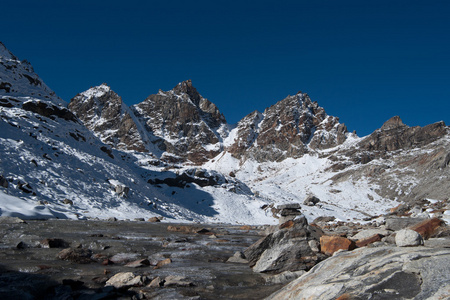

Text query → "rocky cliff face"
[68,84,155,152]
[132,80,228,164]
[358,115,447,152]
[227,92,347,162]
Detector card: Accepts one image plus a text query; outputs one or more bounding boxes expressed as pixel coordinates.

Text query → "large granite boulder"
[268,246,450,300]
[244,216,326,274]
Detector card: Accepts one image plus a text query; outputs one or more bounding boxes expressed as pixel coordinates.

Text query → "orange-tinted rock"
[320,235,356,256]
[154,258,172,269]
[409,218,445,239]
[279,220,295,229]
[355,234,382,248]
[239,225,252,231]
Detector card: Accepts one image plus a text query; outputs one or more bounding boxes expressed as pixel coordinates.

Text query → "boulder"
[57,248,93,264]
[147,217,161,222]
[409,217,445,239]
[244,217,325,274]
[350,228,391,241]
[320,236,356,256]
[395,229,424,247]
[355,234,383,248]
[303,195,320,206]
[267,246,450,300]
[385,217,427,231]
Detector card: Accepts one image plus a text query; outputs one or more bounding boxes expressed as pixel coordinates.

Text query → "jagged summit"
[69,84,156,153]
[226,92,348,162]
[132,80,228,164]
[381,115,407,131]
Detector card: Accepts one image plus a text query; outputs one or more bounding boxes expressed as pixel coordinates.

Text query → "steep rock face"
[69,84,153,152]
[133,80,228,164]
[358,116,447,152]
[228,92,347,162]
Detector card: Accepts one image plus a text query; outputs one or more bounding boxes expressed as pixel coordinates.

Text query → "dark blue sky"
[3,0,449,136]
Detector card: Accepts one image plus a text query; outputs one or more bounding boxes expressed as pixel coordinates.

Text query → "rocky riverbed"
[0,218,281,299]
[1,199,449,300]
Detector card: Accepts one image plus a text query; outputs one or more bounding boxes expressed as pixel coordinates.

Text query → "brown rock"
[355,234,382,248]
[147,217,161,222]
[167,225,197,233]
[279,220,295,229]
[125,258,150,268]
[57,248,93,264]
[409,218,445,239]
[320,235,356,256]
[239,225,252,231]
[154,258,172,269]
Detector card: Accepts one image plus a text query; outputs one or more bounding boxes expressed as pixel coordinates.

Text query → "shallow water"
[0,219,282,299]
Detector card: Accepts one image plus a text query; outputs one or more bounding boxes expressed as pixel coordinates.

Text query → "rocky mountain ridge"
[1,42,449,225]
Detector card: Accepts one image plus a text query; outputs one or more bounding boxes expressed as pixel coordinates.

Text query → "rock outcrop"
[358,115,447,152]
[268,246,450,300]
[133,80,228,164]
[69,84,152,152]
[227,92,348,162]
[244,216,326,274]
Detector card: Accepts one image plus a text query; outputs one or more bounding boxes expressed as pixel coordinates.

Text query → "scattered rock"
[350,228,391,241]
[0,216,26,224]
[312,216,335,224]
[110,253,141,264]
[154,258,172,269]
[263,270,306,285]
[355,234,383,248]
[320,235,356,256]
[62,199,73,205]
[164,275,194,287]
[57,248,93,263]
[303,195,320,206]
[395,229,424,247]
[105,272,146,289]
[147,276,164,288]
[409,217,445,239]
[385,217,427,231]
[40,238,69,248]
[226,251,248,264]
[125,258,150,268]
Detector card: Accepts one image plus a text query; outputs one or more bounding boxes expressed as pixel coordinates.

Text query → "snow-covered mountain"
[1,42,449,224]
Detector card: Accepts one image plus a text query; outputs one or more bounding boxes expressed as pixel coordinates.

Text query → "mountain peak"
[0,42,18,62]
[381,116,407,131]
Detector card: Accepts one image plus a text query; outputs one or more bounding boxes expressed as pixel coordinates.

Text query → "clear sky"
[2,0,449,136]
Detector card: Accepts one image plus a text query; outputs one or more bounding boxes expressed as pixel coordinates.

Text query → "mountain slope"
[1,42,449,225]
[0,43,272,224]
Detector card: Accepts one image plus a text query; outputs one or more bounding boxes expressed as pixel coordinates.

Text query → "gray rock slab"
[267,246,450,300]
